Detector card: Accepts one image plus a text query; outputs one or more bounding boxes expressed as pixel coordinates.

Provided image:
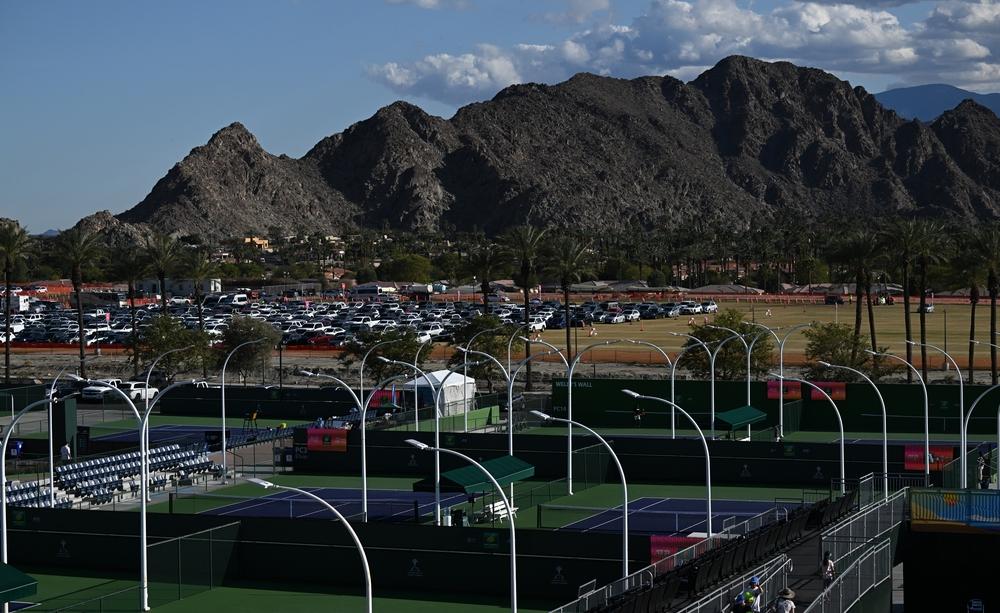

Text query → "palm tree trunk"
[523,284,532,392]
[128,279,139,379]
[159,272,168,312]
[564,286,573,364]
[865,273,877,353]
[75,277,86,378]
[903,264,913,383]
[969,286,979,384]
[196,287,207,377]
[4,266,11,384]
[991,269,998,385]
[851,270,864,362]
[919,259,928,381]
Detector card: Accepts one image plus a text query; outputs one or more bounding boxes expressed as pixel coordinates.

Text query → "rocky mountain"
[876,84,1000,122]
[109,55,1000,239]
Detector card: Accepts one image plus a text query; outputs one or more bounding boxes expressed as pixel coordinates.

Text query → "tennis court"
[200,486,472,521]
[93,423,290,448]
[538,496,797,535]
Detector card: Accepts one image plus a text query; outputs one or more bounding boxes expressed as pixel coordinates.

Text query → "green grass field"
[531,301,986,367]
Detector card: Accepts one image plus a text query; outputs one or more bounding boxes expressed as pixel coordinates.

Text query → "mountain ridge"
[85,56,1000,241]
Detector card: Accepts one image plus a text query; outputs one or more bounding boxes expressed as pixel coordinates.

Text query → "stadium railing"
[802,537,893,613]
[673,553,793,613]
[819,487,907,574]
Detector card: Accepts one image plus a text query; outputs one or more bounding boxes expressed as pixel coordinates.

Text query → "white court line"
[568,497,667,533]
[211,489,300,517]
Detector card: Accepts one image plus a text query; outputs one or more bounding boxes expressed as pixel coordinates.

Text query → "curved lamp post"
[46,356,99,507]
[778,375,846,494]
[143,346,193,496]
[248,478,372,613]
[463,325,505,432]
[910,340,966,487]
[299,371,409,521]
[624,340,674,435]
[221,338,267,481]
[566,340,626,493]
[406,439,517,613]
[697,332,743,439]
[532,410,631,577]
[621,390,713,536]
[708,325,752,408]
[359,339,403,410]
[506,323,529,381]
[819,361,888,500]
[669,333,715,440]
[775,323,812,437]
[961,382,1000,490]
[869,350,930,480]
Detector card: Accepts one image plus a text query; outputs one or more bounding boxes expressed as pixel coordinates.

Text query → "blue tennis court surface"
[93,424,287,448]
[552,497,794,535]
[202,487,471,521]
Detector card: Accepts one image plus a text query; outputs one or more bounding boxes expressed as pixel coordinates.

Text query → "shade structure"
[716,406,767,430]
[0,562,36,603]
[413,455,535,495]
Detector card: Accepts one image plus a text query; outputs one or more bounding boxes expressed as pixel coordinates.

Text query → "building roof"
[413,455,535,494]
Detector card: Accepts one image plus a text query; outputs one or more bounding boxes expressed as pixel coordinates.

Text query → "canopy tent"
[717,406,768,440]
[401,370,477,417]
[0,562,36,604]
[412,455,535,495]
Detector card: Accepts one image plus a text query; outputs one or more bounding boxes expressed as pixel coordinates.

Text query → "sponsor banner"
[650,535,703,563]
[904,444,954,471]
[306,427,348,452]
[809,381,846,401]
[766,379,801,400]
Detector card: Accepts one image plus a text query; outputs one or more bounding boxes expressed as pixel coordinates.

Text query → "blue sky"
[2,0,998,233]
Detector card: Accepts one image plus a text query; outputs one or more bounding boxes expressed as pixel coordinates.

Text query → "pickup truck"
[81,380,158,402]
[80,379,124,402]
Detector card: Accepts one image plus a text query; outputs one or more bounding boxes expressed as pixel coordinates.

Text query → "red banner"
[307,428,348,452]
[809,381,846,401]
[767,379,801,400]
[904,444,954,471]
[650,535,704,563]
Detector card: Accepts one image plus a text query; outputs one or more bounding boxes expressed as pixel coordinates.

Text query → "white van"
[230,294,249,306]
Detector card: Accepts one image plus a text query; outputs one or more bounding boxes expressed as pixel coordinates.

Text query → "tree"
[0,221,29,383]
[505,225,546,391]
[466,242,506,308]
[144,233,180,312]
[448,316,518,393]
[135,315,210,381]
[883,219,922,382]
[215,316,280,384]
[679,309,774,379]
[544,236,593,364]
[110,243,147,379]
[182,249,217,376]
[57,227,103,378]
[952,234,985,383]
[831,229,879,362]
[913,221,949,380]
[974,224,1000,384]
[380,254,433,282]
[802,323,873,381]
[341,329,429,385]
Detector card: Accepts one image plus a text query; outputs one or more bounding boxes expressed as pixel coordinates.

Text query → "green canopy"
[716,406,767,430]
[413,455,535,495]
[0,562,36,603]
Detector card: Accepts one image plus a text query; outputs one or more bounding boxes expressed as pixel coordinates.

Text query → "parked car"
[824,294,845,305]
[80,379,125,402]
[118,381,159,401]
[701,301,719,314]
[917,304,935,313]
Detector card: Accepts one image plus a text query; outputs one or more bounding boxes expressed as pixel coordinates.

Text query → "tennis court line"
[211,488,300,517]
[569,497,668,533]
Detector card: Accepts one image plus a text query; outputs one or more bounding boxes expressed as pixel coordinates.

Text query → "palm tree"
[913,221,949,380]
[883,219,923,382]
[833,229,878,362]
[973,224,1000,384]
[544,237,593,364]
[183,249,217,377]
[505,225,546,392]
[110,243,147,379]
[467,242,505,309]
[57,227,103,378]
[0,221,30,383]
[144,233,180,312]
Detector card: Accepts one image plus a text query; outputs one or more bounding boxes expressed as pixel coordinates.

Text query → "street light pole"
[708,325,752,407]
[221,338,267,482]
[869,350,930,481]
[532,411,630,577]
[464,325,505,432]
[46,357,99,507]
[566,340,624,494]
[359,339,403,413]
[910,340,966,487]
[669,333,714,440]
[780,375,846,494]
[143,345,193,498]
[405,440,517,613]
[248,479,373,613]
[819,361,888,501]
[621,391,713,536]
[961,382,1000,490]
[775,323,812,437]
[624,340,673,434]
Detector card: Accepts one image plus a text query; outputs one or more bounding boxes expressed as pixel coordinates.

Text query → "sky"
[2,0,998,233]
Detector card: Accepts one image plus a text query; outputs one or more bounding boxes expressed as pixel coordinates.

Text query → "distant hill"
[83,56,1000,239]
[876,84,1000,121]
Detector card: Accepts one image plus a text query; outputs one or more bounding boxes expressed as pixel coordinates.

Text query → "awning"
[413,455,535,495]
[716,406,767,430]
[0,562,36,603]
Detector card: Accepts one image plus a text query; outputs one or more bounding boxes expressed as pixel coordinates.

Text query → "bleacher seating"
[3,480,72,508]
[55,444,218,506]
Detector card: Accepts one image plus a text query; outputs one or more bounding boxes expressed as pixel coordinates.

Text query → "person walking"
[59,441,71,464]
[748,576,763,613]
[821,551,835,589]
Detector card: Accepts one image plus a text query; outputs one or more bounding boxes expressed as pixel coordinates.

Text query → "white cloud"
[369,0,1000,103]
[384,0,468,9]
[539,0,613,24]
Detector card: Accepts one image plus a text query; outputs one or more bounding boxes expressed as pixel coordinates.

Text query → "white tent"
[401,370,478,416]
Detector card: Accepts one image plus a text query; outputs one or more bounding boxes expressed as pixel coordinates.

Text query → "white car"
[415,331,433,344]
[118,381,159,401]
[81,379,124,402]
[418,322,445,337]
[607,313,626,324]
[527,317,546,332]
[622,309,641,322]
[701,301,719,314]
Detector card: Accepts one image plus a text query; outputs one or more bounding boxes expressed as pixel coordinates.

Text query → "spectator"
[633,404,645,427]
[776,588,796,612]
[748,576,763,612]
[732,592,752,613]
[978,456,990,489]
[59,442,71,464]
